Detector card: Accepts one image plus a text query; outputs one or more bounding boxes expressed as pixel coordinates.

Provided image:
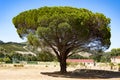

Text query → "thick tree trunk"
[59,57,67,73]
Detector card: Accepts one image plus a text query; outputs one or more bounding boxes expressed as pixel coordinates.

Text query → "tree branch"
[40,34,60,58]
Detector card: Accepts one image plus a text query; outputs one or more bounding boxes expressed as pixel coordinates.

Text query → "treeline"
[0,40,56,63]
[0,51,56,63]
[68,48,120,63]
[0,41,88,63]
[90,48,120,62]
[1,40,120,63]
[1,48,120,63]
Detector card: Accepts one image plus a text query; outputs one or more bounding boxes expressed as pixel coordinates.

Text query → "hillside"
[0,41,27,53]
[0,40,91,58]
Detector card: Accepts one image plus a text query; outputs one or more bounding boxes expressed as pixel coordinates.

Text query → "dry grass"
[0,64,120,80]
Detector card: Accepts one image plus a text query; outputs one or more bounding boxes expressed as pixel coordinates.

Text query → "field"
[0,63,120,80]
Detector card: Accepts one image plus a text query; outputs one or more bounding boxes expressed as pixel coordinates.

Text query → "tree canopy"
[12,6,111,73]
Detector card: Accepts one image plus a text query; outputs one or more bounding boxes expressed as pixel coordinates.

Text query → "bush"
[68,54,87,59]
[109,62,115,70]
[0,58,3,62]
[14,64,24,67]
[3,57,12,63]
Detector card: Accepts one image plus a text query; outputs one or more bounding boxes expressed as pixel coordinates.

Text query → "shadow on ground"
[41,69,120,79]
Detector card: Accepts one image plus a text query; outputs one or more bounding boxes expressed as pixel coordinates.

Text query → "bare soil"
[0,64,120,80]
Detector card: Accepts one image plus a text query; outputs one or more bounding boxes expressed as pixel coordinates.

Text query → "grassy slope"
[0,42,27,52]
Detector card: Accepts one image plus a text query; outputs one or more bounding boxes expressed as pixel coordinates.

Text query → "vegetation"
[109,62,115,70]
[89,48,120,63]
[0,40,56,63]
[110,48,120,56]
[0,41,26,63]
[68,54,88,59]
[0,51,56,63]
[0,41,26,52]
[12,6,111,73]
[67,62,78,67]
[36,51,56,61]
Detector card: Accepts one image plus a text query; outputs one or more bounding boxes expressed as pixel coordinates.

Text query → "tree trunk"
[59,56,67,73]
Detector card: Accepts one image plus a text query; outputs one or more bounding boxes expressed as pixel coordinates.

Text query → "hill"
[0,41,27,53]
[0,40,91,59]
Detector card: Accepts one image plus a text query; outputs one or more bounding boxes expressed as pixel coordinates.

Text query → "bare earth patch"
[0,64,120,80]
[42,69,120,79]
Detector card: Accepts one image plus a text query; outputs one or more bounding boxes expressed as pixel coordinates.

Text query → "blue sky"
[0,0,120,51]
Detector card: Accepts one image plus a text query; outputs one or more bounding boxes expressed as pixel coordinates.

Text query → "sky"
[0,0,120,51]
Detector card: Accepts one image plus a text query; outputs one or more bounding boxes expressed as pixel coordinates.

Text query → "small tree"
[109,62,114,70]
[110,48,120,56]
[12,6,111,73]
[117,63,120,71]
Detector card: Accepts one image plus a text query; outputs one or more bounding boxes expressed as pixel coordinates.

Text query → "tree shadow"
[41,69,120,79]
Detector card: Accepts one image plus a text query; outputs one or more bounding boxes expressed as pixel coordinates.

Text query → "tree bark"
[59,56,67,73]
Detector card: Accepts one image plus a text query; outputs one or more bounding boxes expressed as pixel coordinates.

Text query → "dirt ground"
[0,64,120,80]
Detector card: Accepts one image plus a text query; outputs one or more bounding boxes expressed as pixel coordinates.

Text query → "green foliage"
[90,51,111,62]
[68,54,88,59]
[90,48,120,63]
[24,54,37,61]
[109,62,114,67]
[13,6,111,73]
[13,6,111,52]
[10,53,37,62]
[14,64,24,67]
[3,57,11,63]
[94,48,120,63]
[27,33,40,47]
[0,42,26,53]
[110,48,120,56]
[67,62,78,67]
[37,51,56,61]
[118,63,120,66]
[100,52,111,62]
[0,58,4,62]
[90,53,102,62]
[0,52,5,58]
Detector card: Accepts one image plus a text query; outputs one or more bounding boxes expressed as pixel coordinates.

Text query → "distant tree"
[23,54,37,61]
[90,52,103,62]
[12,6,111,73]
[109,62,115,70]
[110,48,120,56]
[37,51,56,61]
[68,54,88,59]
[100,52,111,62]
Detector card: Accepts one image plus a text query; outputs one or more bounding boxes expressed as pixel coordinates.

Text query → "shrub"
[14,64,24,67]
[67,62,78,67]
[3,57,12,63]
